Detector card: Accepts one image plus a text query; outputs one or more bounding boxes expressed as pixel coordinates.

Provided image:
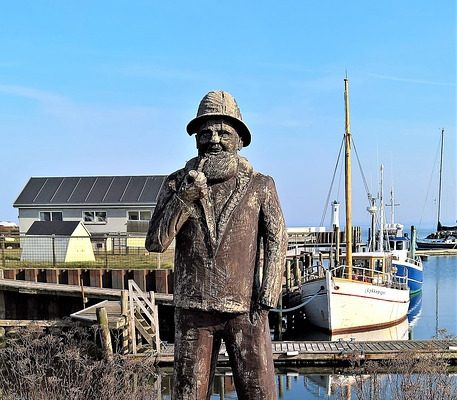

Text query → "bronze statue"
[146,90,287,399]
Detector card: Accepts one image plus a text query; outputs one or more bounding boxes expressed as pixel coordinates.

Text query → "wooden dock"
[0,278,173,305]
[154,339,457,366]
[416,249,457,256]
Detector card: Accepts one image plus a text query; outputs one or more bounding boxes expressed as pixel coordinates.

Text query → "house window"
[40,211,63,221]
[128,211,152,221]
[83,211,107,224]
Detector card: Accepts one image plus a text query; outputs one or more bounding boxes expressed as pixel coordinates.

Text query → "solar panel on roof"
[103,176,130,202]
[68,177,97,203]
[14,178,47,205]
[121,176,148,202]
[85,177,113,203]
[14,175,166,206]
[138,176,166,203]
[34,178,64,203]
[50,177,81,203]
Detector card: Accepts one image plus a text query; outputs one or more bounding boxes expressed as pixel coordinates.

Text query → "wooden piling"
[155,270,169,294]
[285,260,291,291]
[294,257,301,286]
[111,270,124,289]
[24,269,37,282]
[96,306,113,359]
[90,270,102,288]
[121,290,129,354]
[46,269,58,283]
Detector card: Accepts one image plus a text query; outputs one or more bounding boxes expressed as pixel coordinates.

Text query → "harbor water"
[159,250,457,398]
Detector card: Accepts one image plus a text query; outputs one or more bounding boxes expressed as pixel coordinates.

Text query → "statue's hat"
[186,90,251,147]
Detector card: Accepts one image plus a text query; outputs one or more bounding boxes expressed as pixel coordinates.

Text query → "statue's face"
[196,119,242,156]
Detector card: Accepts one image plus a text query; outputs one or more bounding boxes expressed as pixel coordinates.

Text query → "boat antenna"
[437,128,444,231]
[344,77,353,275]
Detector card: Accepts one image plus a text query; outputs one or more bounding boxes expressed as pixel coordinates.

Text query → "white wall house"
[13,175,167,236]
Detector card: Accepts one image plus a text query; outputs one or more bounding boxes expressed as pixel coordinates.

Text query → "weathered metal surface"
[146,91,288,399]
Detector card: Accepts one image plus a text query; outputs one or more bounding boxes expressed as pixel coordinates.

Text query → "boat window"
[389,241,395,249]
[396,241,404,250]
[374,259,383,272]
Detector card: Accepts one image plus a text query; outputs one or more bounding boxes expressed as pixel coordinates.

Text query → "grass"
[1,247,175,270]
[0,324,159,400]
[331,331,457,400]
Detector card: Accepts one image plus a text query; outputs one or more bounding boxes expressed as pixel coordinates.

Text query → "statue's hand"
[178,170,208,203]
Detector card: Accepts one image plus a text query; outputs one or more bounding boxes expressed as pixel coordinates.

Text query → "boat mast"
[437,128,444,231]
[379,164,385,251]
[344,77,352,276]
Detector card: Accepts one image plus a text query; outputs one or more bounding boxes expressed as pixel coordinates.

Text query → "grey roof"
[26,221,81,235]
[14,176,167,207]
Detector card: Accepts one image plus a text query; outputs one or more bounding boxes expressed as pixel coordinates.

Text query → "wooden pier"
[154,339,457,367]
[0,278,173,305]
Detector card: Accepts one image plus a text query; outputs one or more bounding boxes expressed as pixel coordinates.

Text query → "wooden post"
[1,234,5,270]
[133,270,146,291]
[51,234,56,267]
[3,269,15,280]
[90,269,102,288]
[104,235,108,268]
[219,375,225,400]
[80,278,88,308]
[121,290,129,354]
[46,269,58,283]
[319,253,324,277]
[294,257,301,285]
[68,269,80,285]
[285,259,291,291]
[111,270,124,289]
[155,270,169,294]
[25,269,37,282]
[277,375,284,399]
[96,307,113,359]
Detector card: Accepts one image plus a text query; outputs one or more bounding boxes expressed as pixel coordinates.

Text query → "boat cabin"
[334,252,407,288]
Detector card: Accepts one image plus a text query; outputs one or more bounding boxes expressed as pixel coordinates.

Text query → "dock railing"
[128,279,160,354]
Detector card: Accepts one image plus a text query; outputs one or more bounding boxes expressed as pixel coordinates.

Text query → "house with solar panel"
[13,176,167,249]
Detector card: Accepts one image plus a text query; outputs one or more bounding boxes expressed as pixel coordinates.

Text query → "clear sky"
[0,1,455,230]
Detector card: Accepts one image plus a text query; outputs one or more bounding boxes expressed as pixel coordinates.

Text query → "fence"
[0,233,174,270]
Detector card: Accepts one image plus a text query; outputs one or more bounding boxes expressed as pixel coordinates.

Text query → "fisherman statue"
[146,90,287,399]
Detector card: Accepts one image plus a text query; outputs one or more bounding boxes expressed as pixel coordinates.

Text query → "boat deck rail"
[402,256,422,267]
[302,263,408,290]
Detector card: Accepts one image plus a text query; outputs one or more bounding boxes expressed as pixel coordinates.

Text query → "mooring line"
[270,287,324,313]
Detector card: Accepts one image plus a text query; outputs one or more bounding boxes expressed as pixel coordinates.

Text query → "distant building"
[13,176,166,236]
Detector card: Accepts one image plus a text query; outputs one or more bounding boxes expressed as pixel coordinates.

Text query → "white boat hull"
[301,271,410,334]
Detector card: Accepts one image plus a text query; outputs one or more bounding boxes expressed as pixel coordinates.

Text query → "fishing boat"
[385,224,423,294]
[300,78,410,334]
[416,129,457,250]
[382,184,423,294]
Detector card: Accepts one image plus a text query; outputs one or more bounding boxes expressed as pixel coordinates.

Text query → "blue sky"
[0,1,455,229]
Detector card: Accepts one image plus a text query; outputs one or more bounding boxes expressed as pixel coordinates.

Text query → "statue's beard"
[202,152,239,183]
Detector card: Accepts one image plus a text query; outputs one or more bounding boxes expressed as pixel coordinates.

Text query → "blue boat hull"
[394,261,423,294]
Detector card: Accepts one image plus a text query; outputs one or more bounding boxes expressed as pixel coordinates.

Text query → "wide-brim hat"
[186,90,251,147]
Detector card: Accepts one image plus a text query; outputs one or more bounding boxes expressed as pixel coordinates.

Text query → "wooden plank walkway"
[154,340,457,366]
[0,278,173,305]
[71,300,126,329]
